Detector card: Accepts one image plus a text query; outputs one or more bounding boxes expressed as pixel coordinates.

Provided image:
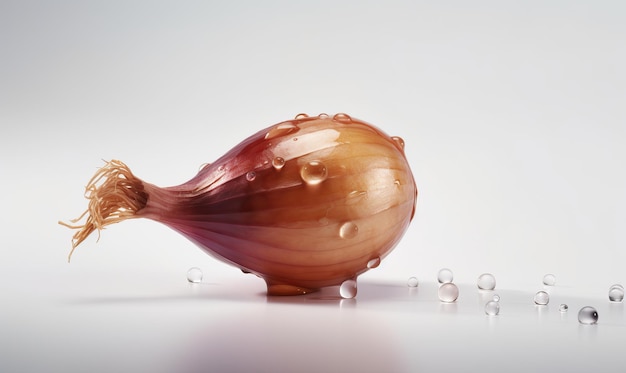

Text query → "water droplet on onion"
[340,279,357,298]
[300,160,328,185]
[318,113,329,119]
[391,136,405,151]
[339,221,358,239]
[294,113,309,119]
[245,171,256,181]
[332,113,352,123]
[407,276,419,287]
[366,257,381,269]
[272,157,285,170]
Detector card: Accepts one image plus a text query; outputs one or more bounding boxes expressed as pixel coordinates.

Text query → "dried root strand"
[59,160,148,262]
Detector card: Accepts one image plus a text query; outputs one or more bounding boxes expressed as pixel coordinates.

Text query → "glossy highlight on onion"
[60,113,418,296]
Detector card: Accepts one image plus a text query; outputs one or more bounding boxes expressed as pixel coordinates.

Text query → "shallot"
[60,113,418,296]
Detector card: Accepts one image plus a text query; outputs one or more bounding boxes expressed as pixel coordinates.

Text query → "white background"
[2,1,625,372]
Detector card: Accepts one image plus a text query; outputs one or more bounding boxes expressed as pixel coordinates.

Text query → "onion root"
[58,160,148,262]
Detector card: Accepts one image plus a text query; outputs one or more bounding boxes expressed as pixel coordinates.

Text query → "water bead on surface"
[437,268,453,284]
[332,113,352,123]
[272,157,285,170]
[485,300,500,316]
[438,283,459,302]
[245,171,256,181]
[608,285,625,302]
[391,136,405,152]
[186,267,203,283]
[559,304,569,312]
[477,273,496,290]
[542,274,556,286]
[366,257,381,269]
[407,277,419,287]
[339,222,358,239]
[300,160,328,185]
[492,294,500,302]
[534,291,550,305]
[339,279,357,299]
[578,306,599,325]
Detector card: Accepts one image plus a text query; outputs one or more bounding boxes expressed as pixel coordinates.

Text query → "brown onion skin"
[137,113,417,295]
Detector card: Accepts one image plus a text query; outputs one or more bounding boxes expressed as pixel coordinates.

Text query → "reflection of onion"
[61,113,418,295]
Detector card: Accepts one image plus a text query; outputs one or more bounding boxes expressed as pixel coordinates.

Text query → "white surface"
[2,1,626,372]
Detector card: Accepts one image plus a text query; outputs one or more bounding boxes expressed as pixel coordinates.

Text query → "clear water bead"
[608,285,625,302]
[559,304,569,312]
[300,160,328,185]
[578,306,598,325]
[339,222,358,239]
[340,279,357,299]
[438,283,459,302]
[542,274,556,286]
[437,268,453,284]
[485,300,500,316]
[534,291,550,305]
[366,257,381,269]
[492,294,500,302]
[245,171,256,181]
[186,267,203,283]
[407,277,419,287]
[272,157,285,170]
[477,273,496,290]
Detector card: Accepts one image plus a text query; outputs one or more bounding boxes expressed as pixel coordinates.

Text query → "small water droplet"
[332,113,352,123]
[393,179,401,187]
[391,136,405,151]
[611,283,624,290]
[477,273,496,290]
[300,160,328,185]
[294,113,309,119]
[340,279,357,299]
[437,268,453,284]
[578,306,598,325]
[367,257,381,269]
[265,122,298,140]
[485,300,500,316]
[339,222,358,239]
[534,290,550,305]
[542,274,556,286]
[198,162,211,171]
[318,113,329,119]
[217,165,225,172]
[186,267,203,283]
[609,285,624,302]
[407,276,419,287]
[245,171,256,181]
[492,294,501,302]
[272,157,285,170]
[292,137,298,141]
[438,282,459,302]
[559,304,569,312]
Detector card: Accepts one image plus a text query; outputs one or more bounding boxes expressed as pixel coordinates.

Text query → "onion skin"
[62,113,418,296]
